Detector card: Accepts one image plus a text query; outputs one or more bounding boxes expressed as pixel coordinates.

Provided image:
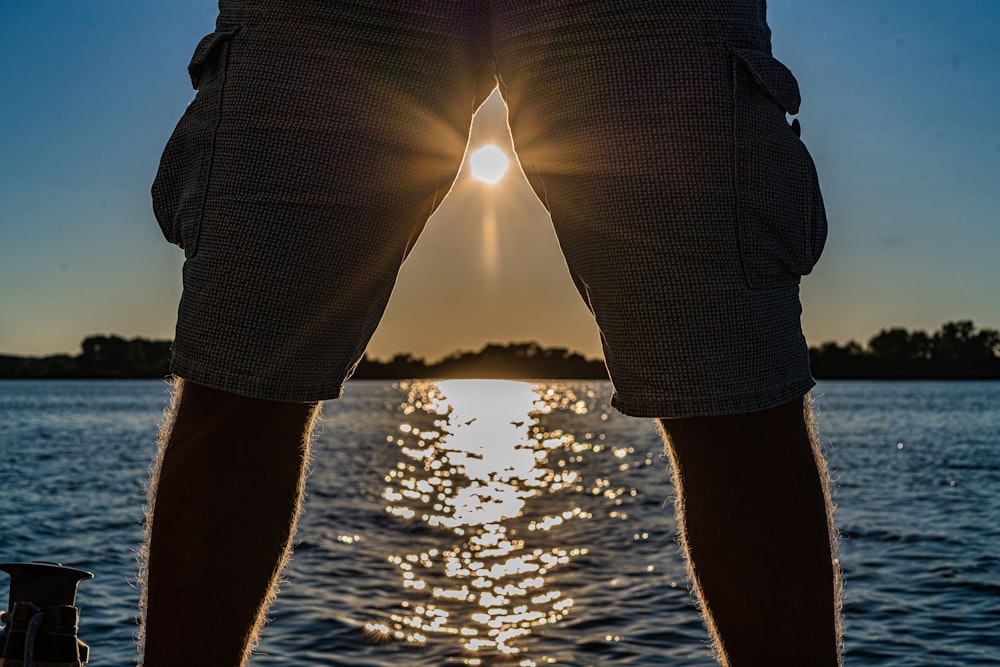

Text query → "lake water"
[1,379,997,666]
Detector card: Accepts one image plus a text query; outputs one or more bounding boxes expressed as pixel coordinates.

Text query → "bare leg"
[658,397,841,667]
[139,379,319,666]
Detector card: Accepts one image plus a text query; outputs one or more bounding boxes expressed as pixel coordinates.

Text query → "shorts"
[151,0,828,418]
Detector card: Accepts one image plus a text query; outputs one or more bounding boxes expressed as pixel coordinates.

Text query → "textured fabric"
[152,0,828,417]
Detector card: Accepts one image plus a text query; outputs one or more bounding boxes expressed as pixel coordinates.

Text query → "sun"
[469,145,509,184]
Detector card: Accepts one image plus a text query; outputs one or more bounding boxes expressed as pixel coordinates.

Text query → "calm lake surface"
[1,379,997,666]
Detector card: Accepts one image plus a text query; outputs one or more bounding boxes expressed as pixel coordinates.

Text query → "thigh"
[153,2,483,401]
[494,1,827,417]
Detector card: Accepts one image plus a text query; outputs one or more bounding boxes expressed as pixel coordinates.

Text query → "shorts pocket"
[151,27,239,257]
[730,45,827,289]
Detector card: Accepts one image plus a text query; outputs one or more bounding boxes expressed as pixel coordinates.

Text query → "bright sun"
[469,145,509,184]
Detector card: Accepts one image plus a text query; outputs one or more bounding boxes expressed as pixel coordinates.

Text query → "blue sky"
[1,0,998,359]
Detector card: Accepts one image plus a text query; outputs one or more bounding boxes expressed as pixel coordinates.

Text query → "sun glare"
[469,145,509,184]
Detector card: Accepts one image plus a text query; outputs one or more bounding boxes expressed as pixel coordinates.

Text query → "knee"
[166,378,319,454]
[656,397,814,471]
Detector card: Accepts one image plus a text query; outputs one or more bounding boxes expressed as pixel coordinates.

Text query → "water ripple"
[1,379,997,665]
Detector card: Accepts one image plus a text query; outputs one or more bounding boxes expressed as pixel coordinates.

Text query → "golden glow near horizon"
[469,145,510,184]
[364,91,605,364]
[366,379,621,662]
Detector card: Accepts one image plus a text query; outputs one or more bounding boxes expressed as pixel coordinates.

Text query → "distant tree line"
[354,342,608,379]
[2,321,999,380]
[810,320,1000,379]
[0,335,172,379]
[0,336,607,380]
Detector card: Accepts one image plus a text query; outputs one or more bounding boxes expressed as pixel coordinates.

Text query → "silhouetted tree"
[811,320,1000,379]
[932,320,999,365]
[74,335,171,377]
[869,328,919,361]
[80,335,130,375]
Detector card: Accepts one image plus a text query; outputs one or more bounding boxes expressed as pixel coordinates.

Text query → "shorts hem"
[170,355,345,403]
[610,376,815,419]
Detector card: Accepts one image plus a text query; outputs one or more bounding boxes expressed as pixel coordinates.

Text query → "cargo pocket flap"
[187,27,239,90]
[730,46,801,116]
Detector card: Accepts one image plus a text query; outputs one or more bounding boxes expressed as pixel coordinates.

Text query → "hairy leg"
[139,379,320,666]
[658,397,841,667]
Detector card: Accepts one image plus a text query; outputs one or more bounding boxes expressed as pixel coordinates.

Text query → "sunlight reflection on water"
[366,380,618,663]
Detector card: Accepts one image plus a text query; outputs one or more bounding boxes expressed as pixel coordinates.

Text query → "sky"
[1,0,998,361]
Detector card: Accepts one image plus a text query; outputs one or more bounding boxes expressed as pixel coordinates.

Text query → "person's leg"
[143,2,492,661]
[139,379,319,666]
[494,6,838,660]
[658,396,841,666]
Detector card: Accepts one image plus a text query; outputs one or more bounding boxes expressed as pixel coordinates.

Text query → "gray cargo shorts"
[152,0,827,417]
